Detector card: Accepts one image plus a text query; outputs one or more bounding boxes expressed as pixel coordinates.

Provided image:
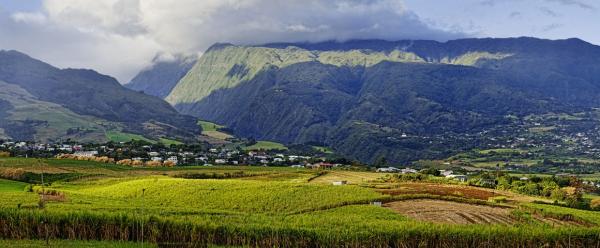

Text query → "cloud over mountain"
[1,0,461,82]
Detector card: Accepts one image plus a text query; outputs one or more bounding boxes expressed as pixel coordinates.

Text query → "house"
[215,159,227,164]
[151,157,163,162]
[148,152,160,157]
[400,168,418,174]
[132,157,144,162]
[73,151,98,157]
[440,170,454,177]
[446,174,468,182]
[376,167,400,173]
[290,164,304,168]
[332,181,347,186]
[167,156,178,165]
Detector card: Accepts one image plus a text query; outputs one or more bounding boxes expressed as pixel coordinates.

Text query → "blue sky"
[0,0,598,82]
[404,0,599,44]
[0,0,40,12]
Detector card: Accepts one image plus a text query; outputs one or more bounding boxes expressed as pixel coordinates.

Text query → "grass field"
[244,141,288,151]
[106,131,154,143]
[198,120,233,140]
[0,179,27,192]
[1,157,600,247]
[158,138,183,146]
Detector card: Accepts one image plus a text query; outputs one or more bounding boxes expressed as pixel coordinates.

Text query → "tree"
[373,156,387,168]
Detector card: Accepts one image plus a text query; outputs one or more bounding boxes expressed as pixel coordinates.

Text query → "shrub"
[131,160,143,167]
[116,159,133,166]
[0,168,26,180]
[163,161,176,167]
[145,161,162,167]
[591,199,600,211]
[0,151,10,157]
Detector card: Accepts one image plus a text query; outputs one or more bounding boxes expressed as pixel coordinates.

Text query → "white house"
[376,167,400,173]
[73,151,98,157]
[401,168,418,174]
[446,174,468,182]
[332,181,347,186]
[167,156,178,165]
[440,170,454,177]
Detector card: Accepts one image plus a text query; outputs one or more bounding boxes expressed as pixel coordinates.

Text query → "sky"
[0,0,598,83]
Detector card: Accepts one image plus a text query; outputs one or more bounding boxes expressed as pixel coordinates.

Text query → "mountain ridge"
[157,37,600,163]
[0,50,200,143]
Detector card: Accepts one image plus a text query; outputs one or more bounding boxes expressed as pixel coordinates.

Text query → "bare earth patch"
[384,199,515,225]
[309,171,389,184]
[378,183,503,200]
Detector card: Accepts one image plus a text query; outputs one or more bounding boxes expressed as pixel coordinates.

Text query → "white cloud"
[11,11,47,24]
[1,0,462,83]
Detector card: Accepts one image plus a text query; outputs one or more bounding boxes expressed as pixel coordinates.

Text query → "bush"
[0,151,10,157]
[591,199,600,211]
[0,168,26,180]
[163,161,176,167]
[116,159,133,166]
[145,161,162,167]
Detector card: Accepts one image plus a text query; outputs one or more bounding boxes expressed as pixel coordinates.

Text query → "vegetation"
[2,158,600,247]
[106,131,154,143]
[244,141,288,151]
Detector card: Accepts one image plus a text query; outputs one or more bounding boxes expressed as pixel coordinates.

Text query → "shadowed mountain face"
[126,55,197,98]
[0,50,199,143]
[160,38,600,162]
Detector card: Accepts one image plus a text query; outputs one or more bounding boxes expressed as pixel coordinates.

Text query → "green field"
[244,141,288,151]
[198,120,224,131]
[1,158,600,247]
[312,146,333,154]
[158,138,183,146]
[106,131,154,143]
[198,120,233,140]
[0,179,27,192]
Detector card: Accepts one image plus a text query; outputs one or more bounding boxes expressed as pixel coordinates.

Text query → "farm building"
[446,174,468,182]
[376,167,401,172]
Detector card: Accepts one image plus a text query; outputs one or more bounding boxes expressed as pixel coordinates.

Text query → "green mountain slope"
[167,42,511,109]
[163,37,600,163]
[0,50,200,143]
